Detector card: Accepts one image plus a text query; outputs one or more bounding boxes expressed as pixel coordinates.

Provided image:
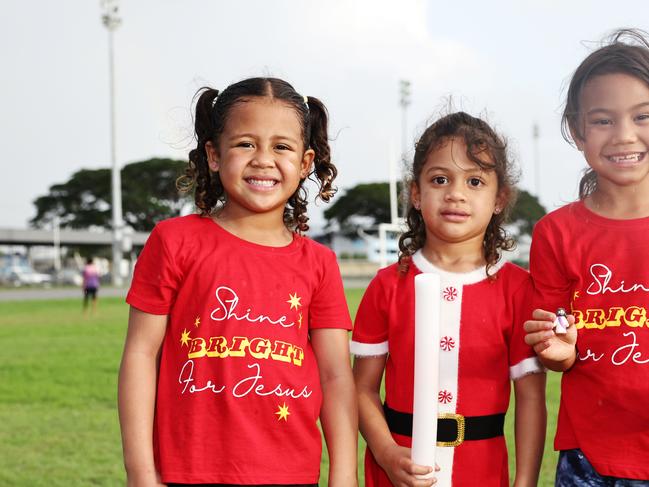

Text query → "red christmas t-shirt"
[531,201,649,480]
[126,215,352,484]
[351,251,541,486]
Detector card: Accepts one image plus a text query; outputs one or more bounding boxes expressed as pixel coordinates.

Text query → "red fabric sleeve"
[530,215,573,312]
[508,275,540,372]
[126,225,182,315]
[352,269,392,345]
[308,248,352,330]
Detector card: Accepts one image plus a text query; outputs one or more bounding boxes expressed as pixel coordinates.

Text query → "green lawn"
[0,293,560,486]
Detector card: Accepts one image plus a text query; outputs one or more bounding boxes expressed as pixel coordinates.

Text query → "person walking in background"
[524,29,649,485]
[352,112,546,486]
[82,257,100,316]
[118,77,358,486]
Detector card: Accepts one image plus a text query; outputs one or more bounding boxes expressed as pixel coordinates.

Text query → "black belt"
[384,404,505,447]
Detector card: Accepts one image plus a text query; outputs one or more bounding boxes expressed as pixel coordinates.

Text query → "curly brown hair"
[398,111,518,276]
[561,28,649,199]
[176,77,337,233]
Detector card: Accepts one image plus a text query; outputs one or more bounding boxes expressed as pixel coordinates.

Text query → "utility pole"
[533,123,540,199]
[101,0,124,286]
[399,80,411,217]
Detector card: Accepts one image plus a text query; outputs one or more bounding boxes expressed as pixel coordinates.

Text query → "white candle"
[411,273,440,477]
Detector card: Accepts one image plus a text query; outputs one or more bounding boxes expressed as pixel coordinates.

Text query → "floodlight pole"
[399,80,411,218]
[533,123,540,198]
[101,0,124,286]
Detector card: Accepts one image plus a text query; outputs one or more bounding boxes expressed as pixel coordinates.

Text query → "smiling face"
[411,137,502,251]
[206,97,314,221]
[575,73,649,192]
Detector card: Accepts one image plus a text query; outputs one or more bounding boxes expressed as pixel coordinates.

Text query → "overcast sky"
[2,0,648,232]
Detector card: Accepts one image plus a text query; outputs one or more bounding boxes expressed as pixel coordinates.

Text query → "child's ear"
[205,141,220,172]
[300,148,315,179]
[410,181,421,210]
[569,125,585,151]
[495,187,510,215]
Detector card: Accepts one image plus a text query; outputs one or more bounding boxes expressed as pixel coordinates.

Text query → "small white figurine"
[554,307,569,335]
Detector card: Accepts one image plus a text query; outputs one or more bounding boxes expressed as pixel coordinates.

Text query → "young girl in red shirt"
[525,29,649,485]
[118,77,357,486]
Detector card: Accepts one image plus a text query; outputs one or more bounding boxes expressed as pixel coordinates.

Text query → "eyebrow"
[227,133,300,144]
[424,164,484,175]
[586,101,649,115]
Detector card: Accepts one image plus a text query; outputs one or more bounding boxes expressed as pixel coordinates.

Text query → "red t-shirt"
[351,251,541,487]
[531,201,649,480]
[126,215,352,484]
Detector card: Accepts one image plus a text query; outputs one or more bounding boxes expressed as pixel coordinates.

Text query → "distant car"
[0,265,52,287]
[53,268,83,287]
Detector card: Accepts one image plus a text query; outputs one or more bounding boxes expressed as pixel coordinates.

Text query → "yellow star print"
[287,292,302,310]
[180,328,191,347]
[275,403,290,421]
[194,316,201,327]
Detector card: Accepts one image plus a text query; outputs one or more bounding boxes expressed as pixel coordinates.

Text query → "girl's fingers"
[524,320,553,333]
[532,308,556,321]
[407,462,433,476]
[524,330,554,346]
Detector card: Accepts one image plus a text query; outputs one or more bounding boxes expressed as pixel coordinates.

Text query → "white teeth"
[608,153,642,163]
[247,178,276,187]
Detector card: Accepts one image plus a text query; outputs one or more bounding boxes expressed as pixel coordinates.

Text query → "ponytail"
[305,96,337,202]
[177,87,224,214]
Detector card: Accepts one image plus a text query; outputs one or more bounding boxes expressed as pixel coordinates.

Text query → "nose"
[612,119,638,145]
[251,146,275,168]
[444,183,467,203]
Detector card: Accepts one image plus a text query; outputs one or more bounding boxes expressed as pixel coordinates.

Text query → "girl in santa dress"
[352,111,546,487]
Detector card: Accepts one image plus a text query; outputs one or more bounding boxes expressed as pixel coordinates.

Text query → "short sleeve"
[308,248,352,330]
[508,275,543,379]
[530,215,572,311]
[126,225,182,315]
[350,271,391,356]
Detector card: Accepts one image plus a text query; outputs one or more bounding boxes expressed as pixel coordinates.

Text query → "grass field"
[0,293,560,486]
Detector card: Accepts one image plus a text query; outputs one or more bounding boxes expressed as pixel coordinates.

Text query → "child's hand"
[524,308,577,371]
[376,443,437,486]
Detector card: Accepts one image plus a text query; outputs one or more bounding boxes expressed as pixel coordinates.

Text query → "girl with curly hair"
[118,77,357,486]
[352,112,545,486]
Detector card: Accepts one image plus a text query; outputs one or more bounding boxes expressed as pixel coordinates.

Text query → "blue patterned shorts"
[556,449,649,486]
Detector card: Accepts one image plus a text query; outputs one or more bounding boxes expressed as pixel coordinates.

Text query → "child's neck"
[585,183,649,219]
[420,239,486,273]
[212,209,294,247]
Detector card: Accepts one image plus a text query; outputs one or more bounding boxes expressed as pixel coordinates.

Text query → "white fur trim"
[510,356,544,380]
[350,340,389,356]
[412,250,505,285]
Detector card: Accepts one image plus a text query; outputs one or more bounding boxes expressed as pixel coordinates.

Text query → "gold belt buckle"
[436,413,465,447]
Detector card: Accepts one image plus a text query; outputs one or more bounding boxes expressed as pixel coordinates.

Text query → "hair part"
[398,111,518,277]
[177,77,337,232]
[561,28,649,199]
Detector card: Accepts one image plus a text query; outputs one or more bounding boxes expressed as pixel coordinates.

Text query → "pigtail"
[177,87,225,215]
[307,96,337,202]
[286,95,337,234]
[578,168,598,200]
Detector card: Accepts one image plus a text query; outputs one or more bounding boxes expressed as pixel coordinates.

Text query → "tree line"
[31,158,545,235]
